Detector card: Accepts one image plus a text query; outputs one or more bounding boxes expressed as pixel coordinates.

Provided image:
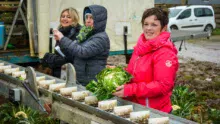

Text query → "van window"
[169,9,182,18]
[194,8,203,17]
[204,8,213,16]
[194,8,213,17]
[178,9,191,19]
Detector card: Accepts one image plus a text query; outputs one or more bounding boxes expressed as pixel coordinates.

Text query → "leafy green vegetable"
[171,86,196,118]
[18,77,25,81]
[86,66,132,100]
[0,102,59,124]
[76,26,93,43]
[208,108,220,123]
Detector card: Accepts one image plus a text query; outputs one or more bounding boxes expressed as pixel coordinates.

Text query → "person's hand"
[112,85,124,97]
[41,53,51,67]
[53,29,64,41]
[106,65,116,68]
[44,103,51,115]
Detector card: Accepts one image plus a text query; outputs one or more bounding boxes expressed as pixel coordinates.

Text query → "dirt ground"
[0,95,7,105]
[174,35,220,63]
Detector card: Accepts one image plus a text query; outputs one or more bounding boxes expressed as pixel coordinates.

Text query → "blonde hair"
[58,7,80,28]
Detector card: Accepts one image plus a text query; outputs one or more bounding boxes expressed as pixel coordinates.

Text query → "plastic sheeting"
[28,0,154,57]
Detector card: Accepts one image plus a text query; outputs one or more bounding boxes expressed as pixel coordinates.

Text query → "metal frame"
[0,60,198,124]
[31,0,38,53]
[3,0,28,50]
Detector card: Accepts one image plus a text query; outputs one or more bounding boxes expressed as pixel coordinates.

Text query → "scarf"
[134,32,171,56]
[58,25,74,37]
[76,26,93,43]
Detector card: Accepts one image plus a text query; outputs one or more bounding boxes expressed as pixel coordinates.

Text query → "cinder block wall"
[213,5,220,28]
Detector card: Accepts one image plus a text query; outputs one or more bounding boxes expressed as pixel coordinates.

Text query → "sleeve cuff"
[59,37,74,50]
[60,36,65,42]
[124,84,134,97]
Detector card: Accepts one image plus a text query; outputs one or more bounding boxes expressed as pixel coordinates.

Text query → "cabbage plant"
[86,66,132,100]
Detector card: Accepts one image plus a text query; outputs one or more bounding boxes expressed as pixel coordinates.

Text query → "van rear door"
[193,8,208,31]
[194,7,214,31]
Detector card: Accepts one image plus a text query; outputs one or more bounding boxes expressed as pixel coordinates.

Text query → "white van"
[168,5,216,35]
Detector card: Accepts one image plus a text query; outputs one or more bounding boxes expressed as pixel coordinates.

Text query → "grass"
[212,28,220,35]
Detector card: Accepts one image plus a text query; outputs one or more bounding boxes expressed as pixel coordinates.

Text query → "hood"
[134,31,178,56]
[83,5,107,33]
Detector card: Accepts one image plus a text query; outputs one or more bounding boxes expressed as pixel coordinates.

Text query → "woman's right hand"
[112,85,124,97]
[53,29,64,41]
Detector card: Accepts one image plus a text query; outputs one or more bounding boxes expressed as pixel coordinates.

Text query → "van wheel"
[204,25,213,37]
[170,25,178,30]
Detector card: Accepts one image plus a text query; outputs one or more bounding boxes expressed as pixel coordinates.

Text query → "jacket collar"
[134,31,172,56]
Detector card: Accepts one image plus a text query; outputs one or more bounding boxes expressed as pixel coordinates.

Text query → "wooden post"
[181,0,188,5]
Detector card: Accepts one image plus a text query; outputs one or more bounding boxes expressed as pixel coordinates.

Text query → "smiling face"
[60,11,73,27]
[142,15,166,40]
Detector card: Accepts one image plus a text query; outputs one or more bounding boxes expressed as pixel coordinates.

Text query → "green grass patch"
[212,28,220,35]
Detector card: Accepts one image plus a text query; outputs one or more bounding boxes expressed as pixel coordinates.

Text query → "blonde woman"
[54,5,110,86]
[42,7,81,78]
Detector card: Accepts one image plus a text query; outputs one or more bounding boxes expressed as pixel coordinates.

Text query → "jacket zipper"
[146,98,149,108]
[132,56,140,75]
[133,56,149,108]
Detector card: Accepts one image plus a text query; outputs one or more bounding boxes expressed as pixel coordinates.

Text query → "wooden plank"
[215,14,220,19]
[215,11,220,14]
[214,6,220,14]
[215,19,220,24]
[0,1,19,11]
[0,2,19,4]
[0,6,18,11]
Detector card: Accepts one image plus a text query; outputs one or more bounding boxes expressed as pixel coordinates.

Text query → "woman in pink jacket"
[113,7,179,113]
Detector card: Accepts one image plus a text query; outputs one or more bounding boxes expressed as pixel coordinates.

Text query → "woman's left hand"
[112,85,124,97]
[53,29,64,41]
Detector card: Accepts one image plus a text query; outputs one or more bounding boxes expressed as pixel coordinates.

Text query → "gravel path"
[174,38,220,64]
[108,37,220,65]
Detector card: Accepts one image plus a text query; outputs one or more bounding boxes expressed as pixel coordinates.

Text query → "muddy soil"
[176,58,220,109]
[0,95,7,105]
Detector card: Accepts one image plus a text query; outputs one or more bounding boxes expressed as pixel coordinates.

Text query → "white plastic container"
[60,87,77,96]
[98,100,117,111]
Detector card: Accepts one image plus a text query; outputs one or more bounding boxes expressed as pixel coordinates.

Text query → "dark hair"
[141,7,168,29]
